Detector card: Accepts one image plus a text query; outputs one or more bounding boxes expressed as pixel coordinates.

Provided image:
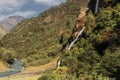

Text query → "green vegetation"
[39,0,120,79]
[0,0,120,79]
[1,0,90,66]
[60,1,120,79]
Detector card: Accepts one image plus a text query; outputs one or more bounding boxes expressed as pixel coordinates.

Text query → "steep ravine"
[66,7,89,50]
[56,6,90,70]
[56,0,102,72]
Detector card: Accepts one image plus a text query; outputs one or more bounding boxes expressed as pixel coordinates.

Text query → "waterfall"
[56,58,61,69]
[57,27,85,69]
[67,27,85,50]
[95,0,99,14]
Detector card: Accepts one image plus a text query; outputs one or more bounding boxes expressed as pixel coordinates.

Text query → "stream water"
[0,59,23,77]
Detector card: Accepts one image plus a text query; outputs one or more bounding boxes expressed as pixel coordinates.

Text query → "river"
[0,59,23,77]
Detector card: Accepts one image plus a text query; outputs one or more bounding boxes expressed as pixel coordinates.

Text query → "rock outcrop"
[65,7,89,50]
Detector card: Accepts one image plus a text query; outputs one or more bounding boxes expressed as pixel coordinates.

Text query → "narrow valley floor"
[0,56,59,80]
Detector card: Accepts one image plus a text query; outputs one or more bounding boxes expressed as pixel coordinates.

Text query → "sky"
[0,0,67,21]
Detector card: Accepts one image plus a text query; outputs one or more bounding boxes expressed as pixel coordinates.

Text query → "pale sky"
[0,0,66,21]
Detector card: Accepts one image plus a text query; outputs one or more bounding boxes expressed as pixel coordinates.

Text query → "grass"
[0,56,60,80]
[0,61,9,72]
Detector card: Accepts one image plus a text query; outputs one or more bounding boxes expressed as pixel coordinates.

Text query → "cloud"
[0,15,8,21]
[0,0,67,21]
[0,0,34,21]
[0,0,27,13]
[13,11,36,18]
[34,0,66,6]
[0,10,36,21]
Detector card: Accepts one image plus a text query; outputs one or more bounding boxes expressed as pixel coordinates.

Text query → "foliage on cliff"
[40,0,120,80]
[60,1,120,79]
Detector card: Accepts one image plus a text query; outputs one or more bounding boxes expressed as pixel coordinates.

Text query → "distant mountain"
[0,15,24,33]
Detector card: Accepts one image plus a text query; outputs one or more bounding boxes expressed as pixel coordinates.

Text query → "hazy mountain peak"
[8,15,24,21]
[0,15,24,32]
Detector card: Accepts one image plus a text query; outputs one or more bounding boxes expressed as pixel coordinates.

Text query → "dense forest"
[0,0,120,79]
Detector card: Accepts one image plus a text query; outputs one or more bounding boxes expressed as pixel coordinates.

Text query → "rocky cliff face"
[65,7,88,50]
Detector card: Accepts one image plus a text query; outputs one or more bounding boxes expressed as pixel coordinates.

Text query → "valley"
[0,0,120,80]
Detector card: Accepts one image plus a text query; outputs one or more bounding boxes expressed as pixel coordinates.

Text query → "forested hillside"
[1,0,90,66]
[0,0,120,79]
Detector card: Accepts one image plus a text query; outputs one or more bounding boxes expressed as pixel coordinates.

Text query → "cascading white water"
[56,58,61,69]
[58,26,85,69]
[95,0,99,14]
[67,27,85,50]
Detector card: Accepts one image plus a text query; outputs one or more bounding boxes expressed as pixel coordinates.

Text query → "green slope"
[2,0,90,66]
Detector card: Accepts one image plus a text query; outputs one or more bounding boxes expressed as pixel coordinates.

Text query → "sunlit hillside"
[0,0,120,80]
